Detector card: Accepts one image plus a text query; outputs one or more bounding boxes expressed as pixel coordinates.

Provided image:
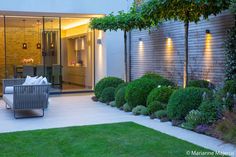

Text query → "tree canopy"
[141,0,231,23]
[90,5,154,32]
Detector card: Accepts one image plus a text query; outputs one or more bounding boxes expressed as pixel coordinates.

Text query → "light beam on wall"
[204,30,213,81]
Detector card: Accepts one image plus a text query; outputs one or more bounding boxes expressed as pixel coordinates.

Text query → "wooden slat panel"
[130,10,235,86]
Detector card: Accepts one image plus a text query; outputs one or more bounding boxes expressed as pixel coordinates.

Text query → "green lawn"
[0,122,226,157]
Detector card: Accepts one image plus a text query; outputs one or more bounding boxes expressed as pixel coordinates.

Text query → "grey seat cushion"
[5,86,13,94]
[3,94,13,108]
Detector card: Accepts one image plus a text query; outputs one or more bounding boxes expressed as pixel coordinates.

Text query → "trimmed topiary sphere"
[123,103,132,112]
[125,78,157,109]
[115,86,127,108]
[188,80,214,90]
[147,86,174,106]
[167,87,209,120]
[141,72,175,87]
[95,77,124,98]
[115,83,128,95]
[132,105,148,116]
[99,87,116,103]
[147,101,164,115]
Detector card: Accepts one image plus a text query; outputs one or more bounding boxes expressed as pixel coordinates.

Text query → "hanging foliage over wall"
[225,27,236,80]
[230,0,236,13]
[90,5,153,32]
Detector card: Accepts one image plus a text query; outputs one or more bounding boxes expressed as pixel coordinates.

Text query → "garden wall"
[129,10,235,86]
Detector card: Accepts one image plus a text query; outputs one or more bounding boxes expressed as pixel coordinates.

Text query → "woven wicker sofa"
[2,78,51,119]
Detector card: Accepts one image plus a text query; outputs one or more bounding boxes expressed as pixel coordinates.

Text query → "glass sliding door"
[0,16,5,95]
[1,15,96,95]
[61,17,94,92]
[42,17,62,91]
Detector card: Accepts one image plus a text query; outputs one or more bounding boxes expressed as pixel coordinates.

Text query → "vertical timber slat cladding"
[130,11,235,86]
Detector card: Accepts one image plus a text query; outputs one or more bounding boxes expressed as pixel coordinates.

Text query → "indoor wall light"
[22,19,27,49]
[139,38,142,42]
[97,39,102,45]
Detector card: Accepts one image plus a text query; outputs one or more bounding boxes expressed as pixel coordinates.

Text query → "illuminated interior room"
[0,15,101,94]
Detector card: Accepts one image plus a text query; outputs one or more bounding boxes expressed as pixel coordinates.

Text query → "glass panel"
[0,16,4,95]
[5,16,43,79]
[61,17,94,91]
[42,17,61,91]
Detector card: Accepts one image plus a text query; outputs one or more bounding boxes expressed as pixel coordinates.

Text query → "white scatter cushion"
[22,76,38,85]
[33,76,43,85]
[5,86,13,94]
[39,77,48,85]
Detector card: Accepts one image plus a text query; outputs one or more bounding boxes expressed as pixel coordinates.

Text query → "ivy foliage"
[230,0,236,13]
[225,27,236,80]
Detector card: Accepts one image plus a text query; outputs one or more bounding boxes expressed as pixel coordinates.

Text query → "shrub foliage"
[99,87,116,103]
[115,86,127,108]
[95,77,124,98]
[125,78,157,109]
[147,86,174,106]
[167,87,208,120]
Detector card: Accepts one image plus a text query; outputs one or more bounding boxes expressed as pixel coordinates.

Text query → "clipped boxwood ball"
[115,83,128,95]
[115,86,127,108]
[141,72,175,87]
[167,87,209,120]
[95,77,124,98]
[188,80,214,90]
[147,101,164,114]
[125,78,157,109]
[147,86,174,106]
[99,87,116,103]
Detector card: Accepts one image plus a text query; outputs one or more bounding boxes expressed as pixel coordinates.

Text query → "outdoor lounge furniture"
[2,78,51,119]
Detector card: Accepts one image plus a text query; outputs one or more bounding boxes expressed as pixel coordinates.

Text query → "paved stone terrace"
[0,94,235,156]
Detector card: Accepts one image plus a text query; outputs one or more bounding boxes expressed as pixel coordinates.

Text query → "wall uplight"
[206,29,211,34]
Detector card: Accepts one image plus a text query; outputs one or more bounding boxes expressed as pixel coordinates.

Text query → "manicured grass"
[0,122,226,157]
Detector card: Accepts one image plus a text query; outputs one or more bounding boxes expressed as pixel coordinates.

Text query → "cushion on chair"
[33,76,43,85]
[3,94,13,108]
[22,76,38,85]
[5,86,13,94]
[39,77,48,85]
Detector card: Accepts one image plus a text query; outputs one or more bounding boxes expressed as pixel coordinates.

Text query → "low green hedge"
[125,78,157,109]
[94,77,124,98]
[167,87,209,120]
